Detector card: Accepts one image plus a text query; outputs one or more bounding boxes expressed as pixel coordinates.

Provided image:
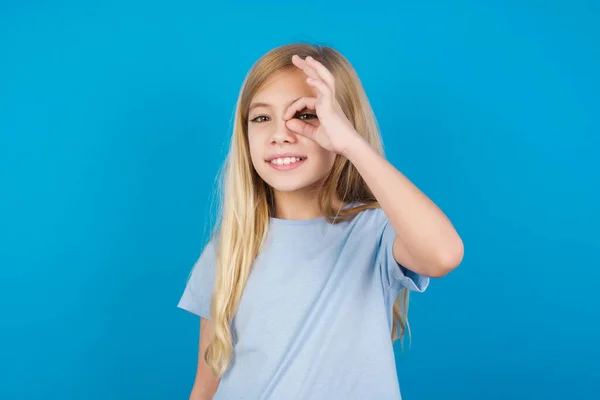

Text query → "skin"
[190,55,464,399]
[189,319,220,400]
[247,66,338,220]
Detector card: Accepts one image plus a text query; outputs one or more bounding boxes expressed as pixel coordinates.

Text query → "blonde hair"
[205,43,410,377]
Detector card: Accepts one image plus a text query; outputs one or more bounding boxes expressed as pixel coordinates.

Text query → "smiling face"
[247,67,337,194]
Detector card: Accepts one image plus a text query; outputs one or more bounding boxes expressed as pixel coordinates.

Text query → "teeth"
[270,157,304,165]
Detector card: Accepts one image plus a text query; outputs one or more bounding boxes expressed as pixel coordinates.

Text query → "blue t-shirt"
[178,207,429,399]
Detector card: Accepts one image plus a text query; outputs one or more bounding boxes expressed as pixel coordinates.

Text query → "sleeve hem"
[379,216,430,293]
[177,300,211,319]
[389,269,430,293]
[177,291,211,319]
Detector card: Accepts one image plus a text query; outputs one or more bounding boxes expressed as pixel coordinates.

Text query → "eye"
[295,112,318,121]
[250,115,270,123]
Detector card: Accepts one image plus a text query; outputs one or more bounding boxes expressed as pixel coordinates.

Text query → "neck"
[273,188,322,220]
[272,187,345,221]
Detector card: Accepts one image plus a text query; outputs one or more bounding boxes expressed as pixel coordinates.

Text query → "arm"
[189,318,220,400]
[344,135,464,278]
[285,55,463,278]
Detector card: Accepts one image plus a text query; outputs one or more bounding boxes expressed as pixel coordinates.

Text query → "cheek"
[312,147,337,175]
[326,151,337,167]
[247,133,263,166]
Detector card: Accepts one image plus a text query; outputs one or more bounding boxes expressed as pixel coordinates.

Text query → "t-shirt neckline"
[269,202,362,227]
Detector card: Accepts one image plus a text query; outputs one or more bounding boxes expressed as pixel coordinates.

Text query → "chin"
[264,177,317,193]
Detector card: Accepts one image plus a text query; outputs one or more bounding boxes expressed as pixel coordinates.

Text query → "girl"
[178,43,463,400]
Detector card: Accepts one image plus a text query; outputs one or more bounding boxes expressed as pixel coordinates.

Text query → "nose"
[270,118,297,145]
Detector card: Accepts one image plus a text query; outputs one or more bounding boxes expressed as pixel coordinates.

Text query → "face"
[247,67,337,193]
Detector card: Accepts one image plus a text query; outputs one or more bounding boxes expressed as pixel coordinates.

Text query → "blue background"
[1,1,598,399]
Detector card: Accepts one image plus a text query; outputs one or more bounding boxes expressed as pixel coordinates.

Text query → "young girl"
[178,43,463,400]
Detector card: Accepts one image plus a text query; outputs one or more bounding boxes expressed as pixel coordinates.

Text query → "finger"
[285,118,318,141]
[305,56,336,91]
[291,55,320,80]
[283,96,317,120]
[306,77,332,99]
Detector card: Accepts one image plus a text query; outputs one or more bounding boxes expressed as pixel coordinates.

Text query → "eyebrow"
[248,97,303,113]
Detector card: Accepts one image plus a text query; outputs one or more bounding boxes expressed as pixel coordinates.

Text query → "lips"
[265,154,307,171]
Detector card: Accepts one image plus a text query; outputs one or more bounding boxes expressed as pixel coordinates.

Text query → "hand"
[284,55,361,155]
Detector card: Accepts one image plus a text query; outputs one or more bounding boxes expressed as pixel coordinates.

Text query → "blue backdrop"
[1,1,598,399]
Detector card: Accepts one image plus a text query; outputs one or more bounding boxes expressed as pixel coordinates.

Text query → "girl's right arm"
[189,318,220,400]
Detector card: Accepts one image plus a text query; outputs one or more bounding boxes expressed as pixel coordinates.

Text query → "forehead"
[251,68,316,105]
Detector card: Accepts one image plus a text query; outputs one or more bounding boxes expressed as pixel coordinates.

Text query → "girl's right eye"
[250,115,270,123]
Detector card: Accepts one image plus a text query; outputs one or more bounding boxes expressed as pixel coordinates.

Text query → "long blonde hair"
[205,43,410,377]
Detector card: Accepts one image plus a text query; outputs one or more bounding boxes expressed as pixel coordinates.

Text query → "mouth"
[265,155,307,171]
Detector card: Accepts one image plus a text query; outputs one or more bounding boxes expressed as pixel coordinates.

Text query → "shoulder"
[203,237,218,256]
[347,204,388,232]
[189,237,218,278]
[178,237,219,318]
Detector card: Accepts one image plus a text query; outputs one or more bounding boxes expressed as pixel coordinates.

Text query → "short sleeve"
[376,211,429,293]
[177,240,217,319]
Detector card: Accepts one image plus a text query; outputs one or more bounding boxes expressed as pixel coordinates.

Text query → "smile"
[266,156,306,171]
